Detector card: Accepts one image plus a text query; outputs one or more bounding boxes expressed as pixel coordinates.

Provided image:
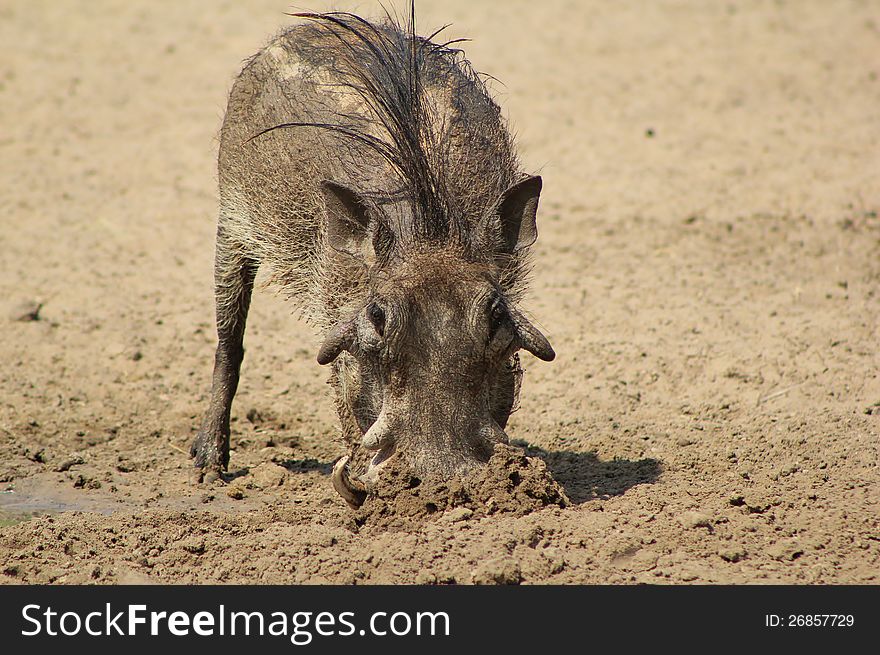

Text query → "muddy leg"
[191,229,258,483]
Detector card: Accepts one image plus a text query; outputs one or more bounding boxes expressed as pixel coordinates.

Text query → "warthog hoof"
[190,424,228,484]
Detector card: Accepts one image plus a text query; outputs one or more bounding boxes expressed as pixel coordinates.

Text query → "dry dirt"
[1,0,878,585]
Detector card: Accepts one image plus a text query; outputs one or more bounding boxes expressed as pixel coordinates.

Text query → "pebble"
[249,462,288,489]
[9,300,42,322]
[767,541,804,561]
[679,511,712,529]
[54,456,84,472]
[442,507,473,523]
[719,548,747,563]
[415,571,438,585]
[471,557,522,585]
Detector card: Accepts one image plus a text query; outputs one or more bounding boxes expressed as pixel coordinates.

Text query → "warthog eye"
[488,294,508,339]
[367,302,385,337]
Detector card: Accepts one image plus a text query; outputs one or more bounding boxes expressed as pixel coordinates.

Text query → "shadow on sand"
[518,442,662,504]
[223,458,332,482]
[227,447,660,504]
[275,458,334,476]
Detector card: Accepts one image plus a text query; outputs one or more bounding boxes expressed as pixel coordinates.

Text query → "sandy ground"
[1,0,878,584]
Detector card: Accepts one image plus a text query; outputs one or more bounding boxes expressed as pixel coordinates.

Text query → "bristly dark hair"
[249,2,476,245]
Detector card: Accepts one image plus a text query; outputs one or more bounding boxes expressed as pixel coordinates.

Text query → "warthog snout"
[316,217,554,501]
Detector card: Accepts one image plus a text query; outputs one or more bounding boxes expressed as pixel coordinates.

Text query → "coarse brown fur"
[191,7,554,505]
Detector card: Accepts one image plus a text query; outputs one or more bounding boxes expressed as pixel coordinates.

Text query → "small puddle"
[0,473,279,523]
[0,478,123,524]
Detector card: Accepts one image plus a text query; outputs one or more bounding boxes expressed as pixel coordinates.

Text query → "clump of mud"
[355,444,569,531]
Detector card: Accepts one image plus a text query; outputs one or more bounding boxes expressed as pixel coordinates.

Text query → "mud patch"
[355,444,568,531]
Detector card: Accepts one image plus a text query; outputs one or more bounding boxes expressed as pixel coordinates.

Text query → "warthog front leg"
[191,227,258,482]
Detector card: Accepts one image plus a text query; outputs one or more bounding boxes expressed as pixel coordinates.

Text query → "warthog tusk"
[332,456,367,509]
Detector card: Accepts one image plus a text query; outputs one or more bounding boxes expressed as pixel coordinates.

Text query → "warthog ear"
[482,175,543,254]
[510,307,555,362]
[316,317,357,365]
[321,181,374,260]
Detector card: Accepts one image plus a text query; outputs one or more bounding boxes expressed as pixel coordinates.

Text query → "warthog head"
[316,176,554,504]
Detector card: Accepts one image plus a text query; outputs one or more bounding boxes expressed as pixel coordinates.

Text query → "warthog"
[190,7,555,507]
